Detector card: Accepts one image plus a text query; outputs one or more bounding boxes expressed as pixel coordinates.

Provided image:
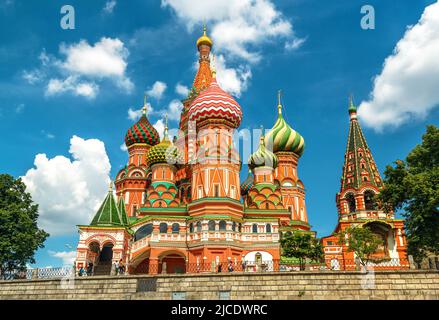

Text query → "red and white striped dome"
[188,78,242,128]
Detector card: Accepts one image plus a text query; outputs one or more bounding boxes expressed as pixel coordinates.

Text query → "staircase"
[93,262,112,276]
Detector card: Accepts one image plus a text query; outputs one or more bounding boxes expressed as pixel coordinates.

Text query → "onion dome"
[196,25,213,48]
[264,91,305,157]
[125,97,160,147]
[188,70,242,128]
[241,170,254,195]
[146,116,183,167]
[248,134,278,169]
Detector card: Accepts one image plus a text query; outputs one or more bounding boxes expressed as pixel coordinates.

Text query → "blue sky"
[1,0,438,267]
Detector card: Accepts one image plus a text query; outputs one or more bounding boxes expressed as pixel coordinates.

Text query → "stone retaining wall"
[1,270,438,300]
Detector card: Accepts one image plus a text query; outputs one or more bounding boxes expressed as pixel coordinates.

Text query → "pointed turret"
[90,182,124,226]
[340,96,383,192]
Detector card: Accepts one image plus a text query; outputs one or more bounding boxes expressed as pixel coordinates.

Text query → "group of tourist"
[114,259,125,275]
[78,262,93,277]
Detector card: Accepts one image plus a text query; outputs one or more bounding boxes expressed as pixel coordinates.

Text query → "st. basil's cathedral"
[75,28,408,274]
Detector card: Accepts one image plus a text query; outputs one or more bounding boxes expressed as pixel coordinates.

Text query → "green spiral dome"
[264,105,305,157]
[248,136,278,169]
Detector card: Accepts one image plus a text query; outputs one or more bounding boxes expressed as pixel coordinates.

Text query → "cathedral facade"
[75,28,407,274]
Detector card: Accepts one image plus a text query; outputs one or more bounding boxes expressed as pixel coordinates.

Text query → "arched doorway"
[159,252,186,274]
[364,221,392,259]
[99,243,114,263]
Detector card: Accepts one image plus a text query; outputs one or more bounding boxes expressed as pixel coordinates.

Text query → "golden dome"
[196,25,213,48]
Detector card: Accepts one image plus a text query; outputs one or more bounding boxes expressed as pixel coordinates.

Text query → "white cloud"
[60,38,133,92]
[103,0,117,14]
[48,250,76,266]
[161,0,299,63]
[175,83,189,97]
[147,81,167,100]
[24,38,133,99]
[22,136,111,235]
[153,119,165,139]
[46,76,99,99]
[358,2,439,131]
[161,0,300,97]
[127,102,153,121]
[22,70,44,84]
[120,143,128,152]
[285,38,306,51]
[215,54,251,97]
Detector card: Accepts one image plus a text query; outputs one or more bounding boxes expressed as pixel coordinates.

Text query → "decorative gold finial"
[277,90,283,115]
[196,23,213,48]
[164,113,169,139]
[260,125,265,145]
[142,94,148,115]
[109,180,113,192]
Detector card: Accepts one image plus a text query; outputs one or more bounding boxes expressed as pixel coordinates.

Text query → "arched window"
[189,223,194,233]
[364,190,377,210]
[232,222,236,232]
[159,223,168,233]
[238,223,242,232]
[252,224,258,233]
[346,193,356,213]
[172,223,180,233]
[208,220,216,231]
[219,220,226,231]
[196,221,202,232]
[134,224,153,241]
[266,224,272,233]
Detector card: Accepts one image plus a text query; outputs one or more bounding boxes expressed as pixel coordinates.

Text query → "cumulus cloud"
[48,250,76,266]
[22,136,111,235]
[103,0,117,14]
[175,83,189,97]
[161,0,298,63]
[46,76,99,99]
[23,38,133,99]
[146,81,167,100]
[358,2,439,131]
[161,0,301,97]
[215,54,251,97]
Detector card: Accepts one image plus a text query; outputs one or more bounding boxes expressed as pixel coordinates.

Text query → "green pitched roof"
[90,189,124,226]
[117,197,129,226]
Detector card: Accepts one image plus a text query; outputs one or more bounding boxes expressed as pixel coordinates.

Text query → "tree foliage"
[280,232,323,270]
[0,174,49,277]
[337,226,382,266]
[379,125,439,261]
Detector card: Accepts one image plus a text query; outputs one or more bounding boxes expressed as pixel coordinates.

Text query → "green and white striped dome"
[264,100,305,157]
[248,135,278,169]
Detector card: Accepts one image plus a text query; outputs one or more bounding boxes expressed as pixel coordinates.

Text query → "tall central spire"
[340,95,382,191]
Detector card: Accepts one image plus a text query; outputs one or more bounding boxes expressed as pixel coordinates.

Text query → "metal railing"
[1,266,74,280]
[2,257,434,281]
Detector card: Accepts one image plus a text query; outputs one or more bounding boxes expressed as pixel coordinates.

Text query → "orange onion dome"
[188,77,242,128]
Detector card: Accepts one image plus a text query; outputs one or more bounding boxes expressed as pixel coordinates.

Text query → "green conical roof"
[117,197,129,226]
[90,184,124,226]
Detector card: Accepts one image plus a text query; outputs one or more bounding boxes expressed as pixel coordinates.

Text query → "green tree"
[337,226,382,267]
[280,232,323,270]
[378,125,439,261]
[0,174,49,278]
